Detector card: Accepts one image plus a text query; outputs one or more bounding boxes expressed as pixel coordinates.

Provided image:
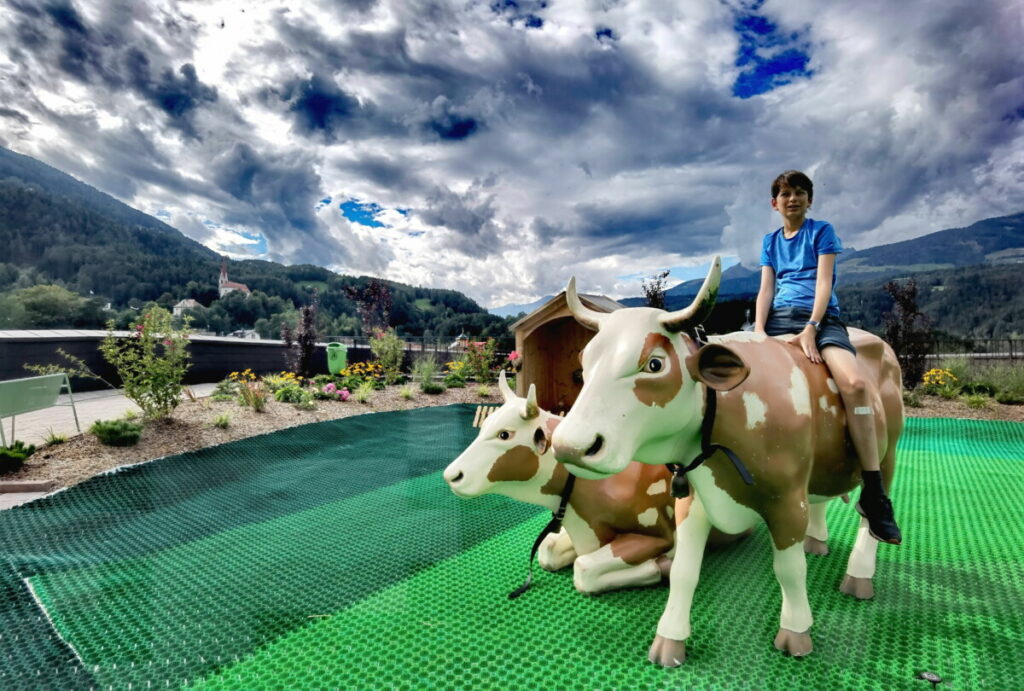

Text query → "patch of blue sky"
[340,198,386,228]
[238,231,268,255]
[407,231,424,237]
[396,208,410,216]
[731,2,813,98]
[154,209,171,220]
[616,256,740,283]
[315,196,333,212]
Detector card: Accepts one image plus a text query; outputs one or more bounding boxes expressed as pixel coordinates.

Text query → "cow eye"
[646,357,664,373]
[498,430,512,441]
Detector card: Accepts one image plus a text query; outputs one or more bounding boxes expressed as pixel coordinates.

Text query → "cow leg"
[804,501,830,555]
[650,494,712,667]
[840,515,878,599]
[538,528,577,572]
[572,534,668,593]
[771,541,814,656]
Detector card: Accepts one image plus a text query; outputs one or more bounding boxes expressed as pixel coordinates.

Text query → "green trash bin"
[327,342,348,374]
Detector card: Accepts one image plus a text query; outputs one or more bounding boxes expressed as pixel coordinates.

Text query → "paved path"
[1,383,218,509]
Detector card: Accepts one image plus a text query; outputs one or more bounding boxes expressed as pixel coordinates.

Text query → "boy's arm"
[791,253,836,363]
[754,266,775,333]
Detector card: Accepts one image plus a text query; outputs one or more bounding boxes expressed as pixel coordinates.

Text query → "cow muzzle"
[553,433,611,477]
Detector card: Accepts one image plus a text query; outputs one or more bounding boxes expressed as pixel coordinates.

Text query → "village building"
[218,261,251,298]
[172,298,200,318]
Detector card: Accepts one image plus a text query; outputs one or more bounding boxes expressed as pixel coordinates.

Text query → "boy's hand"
[788,327,822,364]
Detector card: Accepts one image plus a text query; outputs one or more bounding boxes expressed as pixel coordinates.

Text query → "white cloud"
[0,0,1019,308]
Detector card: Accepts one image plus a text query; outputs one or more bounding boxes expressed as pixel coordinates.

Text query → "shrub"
[274,386,307,404]
[477,384,492,398]
[996,391,1024,405]
[0,440,36,474]
[465,339,498,383]
[314,382,341,400]
[123,410,140,422]
[236,379,269,412]
[960,381,997,397]
[422,382,446,395]
[287,300,319,378]
[443,372,466,388]
[211,378,238,401]
[99,307,191,420]
[212,413,231,429]
[89,419,143,447]
[921,368,960,398]
[882,279,931,388]
[962,393,990,409]
[338,361,385,390]
[294,396,316,411]
[44,428,68,445]
[399,385,415,400]
[371,329,405,385]
[902,389,923,408]
[353,381,375,403]
[264,371,302,393]
[412,356,440,390]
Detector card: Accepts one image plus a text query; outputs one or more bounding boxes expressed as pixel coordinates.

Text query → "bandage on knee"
[853,406,873,415]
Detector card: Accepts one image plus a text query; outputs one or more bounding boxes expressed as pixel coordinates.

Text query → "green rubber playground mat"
[2,413,1022,689]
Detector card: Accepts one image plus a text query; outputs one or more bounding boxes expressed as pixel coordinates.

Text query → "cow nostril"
[584,434,604,457]
[451,471,464,484]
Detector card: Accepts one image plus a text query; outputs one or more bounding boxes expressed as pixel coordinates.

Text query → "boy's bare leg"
[821,347,901,544]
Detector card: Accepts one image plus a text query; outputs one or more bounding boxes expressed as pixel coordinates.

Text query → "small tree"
[99,307,191,420]
[641,269,671,309]
[343,278,393,335]
[370,328,405,384]
[288,299,319,378]
[464,338,498,383]
[882,279,931,388]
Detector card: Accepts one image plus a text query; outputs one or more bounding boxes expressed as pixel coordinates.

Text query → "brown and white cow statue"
[551,257,903,666]
[444,372,679,594]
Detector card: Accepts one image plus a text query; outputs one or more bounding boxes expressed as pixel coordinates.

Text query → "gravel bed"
[5,387,1022,491]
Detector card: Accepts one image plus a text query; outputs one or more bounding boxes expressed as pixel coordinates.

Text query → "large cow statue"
[551,257,903,666]
[444,372,676,594]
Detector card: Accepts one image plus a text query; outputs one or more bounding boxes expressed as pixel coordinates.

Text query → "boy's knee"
[838,374,866,398]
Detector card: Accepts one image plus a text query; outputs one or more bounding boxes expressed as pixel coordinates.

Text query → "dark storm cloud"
[260,74,397,142]
[210,142,353,265]
[8,0,218,138]
[573,199,727,255]
[0,109,31,125]
[336,154,425,194]
[416,181,502,257]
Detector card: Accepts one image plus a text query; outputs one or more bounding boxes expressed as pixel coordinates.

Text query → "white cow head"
[444,372,562,503]
[551,257,749,479]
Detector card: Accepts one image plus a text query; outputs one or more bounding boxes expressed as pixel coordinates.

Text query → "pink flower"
[163,339,172,346]
[508,351,520,361]
[323,383,337,394]
[339,388,351,402]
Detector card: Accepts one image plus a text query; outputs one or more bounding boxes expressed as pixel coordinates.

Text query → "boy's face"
[771,183,811,223]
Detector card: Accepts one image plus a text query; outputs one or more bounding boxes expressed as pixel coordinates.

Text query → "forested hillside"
[0,147,512,340]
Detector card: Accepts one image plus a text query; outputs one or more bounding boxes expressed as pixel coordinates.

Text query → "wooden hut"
[511,291,624,415]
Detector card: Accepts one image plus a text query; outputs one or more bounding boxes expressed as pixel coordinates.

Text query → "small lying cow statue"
[552,257,904,665]
[444,372,681,594]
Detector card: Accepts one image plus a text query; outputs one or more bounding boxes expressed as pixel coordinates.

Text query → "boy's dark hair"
[771,170,814,202]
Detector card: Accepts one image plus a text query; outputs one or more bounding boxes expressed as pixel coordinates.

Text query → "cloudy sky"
[1,0,1021,308]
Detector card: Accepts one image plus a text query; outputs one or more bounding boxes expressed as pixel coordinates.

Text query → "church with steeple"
[218,260,251,298]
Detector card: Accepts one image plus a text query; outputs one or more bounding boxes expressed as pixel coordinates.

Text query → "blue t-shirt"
[760,218,843,316]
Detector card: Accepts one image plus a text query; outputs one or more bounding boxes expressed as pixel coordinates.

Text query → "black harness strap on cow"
[507,474,576,600]
[667,385,755,498]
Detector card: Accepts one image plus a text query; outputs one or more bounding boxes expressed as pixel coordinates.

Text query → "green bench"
[0,373,80,446]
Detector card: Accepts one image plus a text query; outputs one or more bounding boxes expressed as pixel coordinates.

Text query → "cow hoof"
[773,628,813,657]
[839,575,875,600]
[648,635,686,667]
[803,536,829,555]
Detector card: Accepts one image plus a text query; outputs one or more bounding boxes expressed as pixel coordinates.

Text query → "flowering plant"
[100,308,191,420]
[921,368,960,398]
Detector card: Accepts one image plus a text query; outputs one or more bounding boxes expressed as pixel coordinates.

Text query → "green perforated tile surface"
[1,410,1021,689]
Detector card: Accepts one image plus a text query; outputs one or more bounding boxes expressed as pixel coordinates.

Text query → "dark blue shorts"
[765,307,857,356]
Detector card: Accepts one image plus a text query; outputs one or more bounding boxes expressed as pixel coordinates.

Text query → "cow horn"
[565,276,606,331]
[659,256,722,333]
[498,370,515,402]
[522,383,539,419]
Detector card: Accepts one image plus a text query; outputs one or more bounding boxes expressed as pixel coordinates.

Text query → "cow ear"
[686,343,749,392]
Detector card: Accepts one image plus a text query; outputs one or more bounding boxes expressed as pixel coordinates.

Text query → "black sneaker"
[856,494,902,545]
